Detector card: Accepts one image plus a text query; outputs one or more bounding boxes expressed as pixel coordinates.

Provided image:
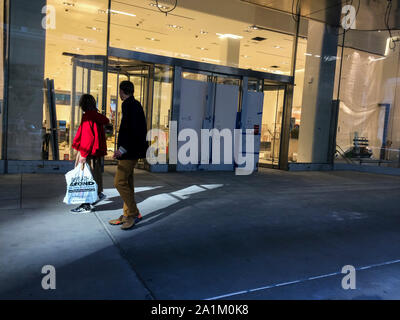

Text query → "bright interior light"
[216,33,243,40]
[168,24,183,30]
[110,9,136,17]
[369,56,386,62]
[201,57,220,63]
[385,38,391,56]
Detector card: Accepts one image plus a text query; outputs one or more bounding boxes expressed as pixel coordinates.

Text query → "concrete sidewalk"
[1,167,400,299]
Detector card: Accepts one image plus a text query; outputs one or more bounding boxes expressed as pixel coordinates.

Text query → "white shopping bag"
[63,163,98,204]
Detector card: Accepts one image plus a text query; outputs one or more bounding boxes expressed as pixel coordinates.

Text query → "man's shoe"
[109,213,143,226]
[121,216,135,230]
[109,215,124,225]
[70,204,92,214]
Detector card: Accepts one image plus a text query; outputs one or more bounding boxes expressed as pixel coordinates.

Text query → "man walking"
[109,81,148,230]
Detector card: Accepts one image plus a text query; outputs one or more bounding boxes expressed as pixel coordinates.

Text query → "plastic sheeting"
[336,47,400,164]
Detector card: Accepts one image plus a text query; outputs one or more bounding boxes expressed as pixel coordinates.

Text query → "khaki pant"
[75,153,103,196]
[114,160,139,218]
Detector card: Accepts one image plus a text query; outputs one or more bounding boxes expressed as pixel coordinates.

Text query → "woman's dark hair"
[120,80,134,96]
[79,94,97,112]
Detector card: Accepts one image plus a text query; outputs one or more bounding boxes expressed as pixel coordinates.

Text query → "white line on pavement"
[205,258,400,300]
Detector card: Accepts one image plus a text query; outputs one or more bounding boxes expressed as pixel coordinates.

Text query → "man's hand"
[114,150,123,159]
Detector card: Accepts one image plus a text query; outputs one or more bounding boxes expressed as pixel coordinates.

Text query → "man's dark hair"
[79,94,97,112]
[120,80,134,96]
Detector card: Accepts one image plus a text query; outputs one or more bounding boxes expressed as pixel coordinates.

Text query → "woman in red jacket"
[71,94,110,213]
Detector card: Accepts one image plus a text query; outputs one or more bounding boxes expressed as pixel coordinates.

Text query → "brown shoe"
[109,215,124,226]
[121,216,135,230]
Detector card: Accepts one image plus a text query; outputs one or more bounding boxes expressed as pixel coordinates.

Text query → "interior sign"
[341,5,357,30]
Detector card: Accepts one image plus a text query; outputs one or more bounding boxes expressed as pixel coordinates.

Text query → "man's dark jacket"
[117,96,148,160]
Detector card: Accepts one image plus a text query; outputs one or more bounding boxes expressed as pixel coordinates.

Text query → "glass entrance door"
[259,85,285,167]
[69,56,155,162]
[111,66,151,162]
[69,56,106,160]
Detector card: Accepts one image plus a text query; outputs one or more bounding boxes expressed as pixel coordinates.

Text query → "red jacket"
[72,110,110,158]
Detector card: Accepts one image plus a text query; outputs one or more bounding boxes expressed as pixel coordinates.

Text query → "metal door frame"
[258,84,288,169]
[70,49,295,171]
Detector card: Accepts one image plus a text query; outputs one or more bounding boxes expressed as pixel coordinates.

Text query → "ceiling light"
[167,24,183,30]
[196,47,208,50]
[149,3,170,10]
[200,30,208,35]
[274,45,282,49]
[385,36,400,56]
[87,26,102,32]
[146,37,160,41]
[201,58,220,63]
[176,53,191,58]
[217,33,243,40]
[369,56,386,62]
[110,9,136,17]
[98,9,117,15]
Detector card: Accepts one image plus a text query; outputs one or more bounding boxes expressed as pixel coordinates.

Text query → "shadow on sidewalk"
[93,183,225,230]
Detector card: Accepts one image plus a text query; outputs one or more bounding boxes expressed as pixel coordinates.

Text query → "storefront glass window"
[42,0,108,161]
[288,33,307,163]
[110,0,296,76]
[335,29,400,168]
